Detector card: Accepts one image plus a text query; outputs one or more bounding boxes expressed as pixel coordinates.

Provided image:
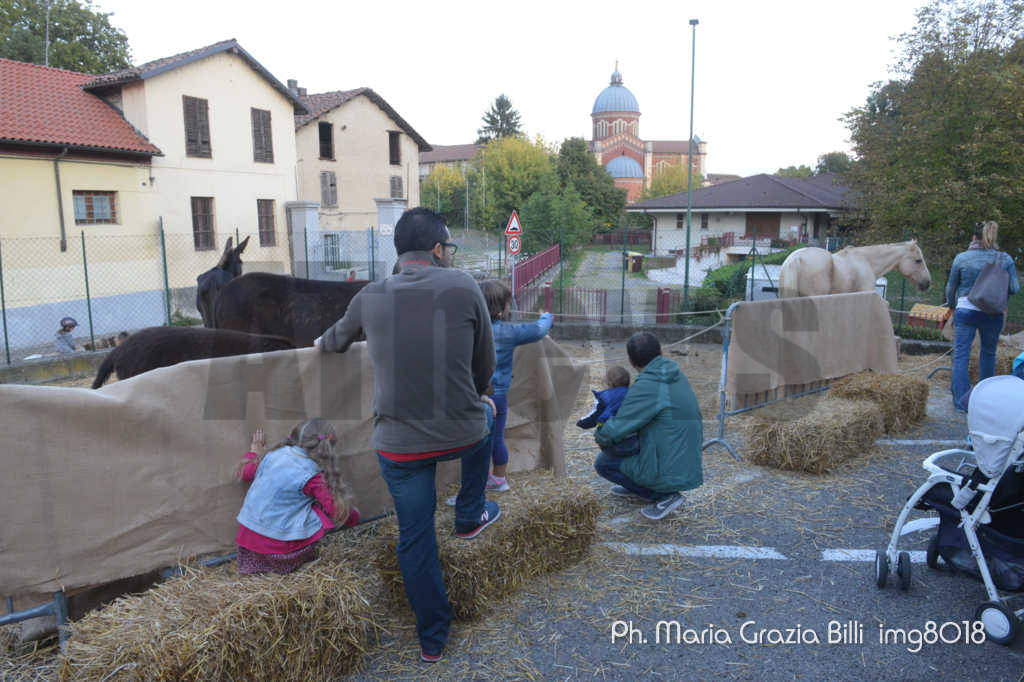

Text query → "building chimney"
[287,79,298,94]
[297,87,307,97]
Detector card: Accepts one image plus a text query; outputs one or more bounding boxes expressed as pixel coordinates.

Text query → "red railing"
[513,244,560,294]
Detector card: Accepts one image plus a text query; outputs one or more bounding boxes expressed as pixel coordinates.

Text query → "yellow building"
[0,41,308,352]
[292,84,429,231]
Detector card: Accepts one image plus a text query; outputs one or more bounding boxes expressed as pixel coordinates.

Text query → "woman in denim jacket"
[945,221,1021,410]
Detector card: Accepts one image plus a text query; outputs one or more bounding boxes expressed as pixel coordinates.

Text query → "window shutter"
[184,96,211,157]
[197,99,210,156]
[251,109,273,163]
[183,97,197,155]
[329,172,338,206]
[320,172,330,206]
[390,176,403,198]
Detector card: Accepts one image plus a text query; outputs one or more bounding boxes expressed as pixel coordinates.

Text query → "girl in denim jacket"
[945,221,1021,410]
[235,418,358,574]
[479,280,553,490]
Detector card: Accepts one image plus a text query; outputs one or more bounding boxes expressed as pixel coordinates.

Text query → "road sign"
[508,235,521,255]
[504,210,522,236]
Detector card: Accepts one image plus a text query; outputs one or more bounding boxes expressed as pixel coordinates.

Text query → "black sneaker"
[455,501,501,539]
[641,493,684,520]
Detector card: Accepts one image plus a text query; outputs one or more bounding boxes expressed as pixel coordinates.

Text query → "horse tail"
[92,346,118,389]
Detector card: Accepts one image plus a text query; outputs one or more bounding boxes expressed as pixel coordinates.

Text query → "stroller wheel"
[975,601,1019,645]
[897,551,912,590]
[874,551,888,588]
[926,534,941,570]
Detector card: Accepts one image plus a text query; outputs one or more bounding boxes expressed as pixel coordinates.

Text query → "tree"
[774,165,813,178]
[640,163,705,201]
[0,0,131,73]
[555,137,626,230]
[476,94,522,144]
[844,0,1024,265]
[815,151,853,175]
[519,172,597,252]
[474,135,553,230]
[419,163,470,232]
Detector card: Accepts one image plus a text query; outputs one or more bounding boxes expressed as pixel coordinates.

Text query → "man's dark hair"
[626,332,661,368]
[394,207,448,255]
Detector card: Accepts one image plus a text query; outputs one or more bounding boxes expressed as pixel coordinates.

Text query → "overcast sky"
[98,0,924,177]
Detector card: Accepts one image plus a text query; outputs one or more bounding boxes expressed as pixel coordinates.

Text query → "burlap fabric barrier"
[0,337,584,597]
[725,292,898,397]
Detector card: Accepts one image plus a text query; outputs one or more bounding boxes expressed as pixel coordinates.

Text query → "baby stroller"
[876,375,1024,644]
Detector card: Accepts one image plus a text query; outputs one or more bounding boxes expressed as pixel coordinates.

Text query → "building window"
[191,197,215,250]
[596,120,608,137]
[701,214,709,230]
[630,121,638,135]
[319,122,334,160]
[257,199,276,246]
[320,171,338,207]
[613,119,626,135]
[323,233,344,270]
[389,131,401,165]
[676,214,684,229]
[183,95,211,158]
[390,175,403,198]
[72,190,117,224]
[251,108,273,163]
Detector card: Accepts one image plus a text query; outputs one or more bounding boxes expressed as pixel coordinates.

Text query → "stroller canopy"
[968,375,1024,478]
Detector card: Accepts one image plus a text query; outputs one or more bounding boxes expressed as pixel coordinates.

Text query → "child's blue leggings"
[491,394,509,467]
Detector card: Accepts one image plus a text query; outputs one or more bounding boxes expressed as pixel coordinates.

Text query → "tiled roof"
[83,39,309,115]
[650,140,702,154]
[420,143,481,164]
[628,173,852,211]
[295,88,431,151]
[0,58,160,155]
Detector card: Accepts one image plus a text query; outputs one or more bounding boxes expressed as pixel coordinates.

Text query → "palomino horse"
[778,240,931,298]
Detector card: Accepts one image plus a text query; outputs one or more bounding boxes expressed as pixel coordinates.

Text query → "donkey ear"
[236,236,250,254]
[216,237,234,268]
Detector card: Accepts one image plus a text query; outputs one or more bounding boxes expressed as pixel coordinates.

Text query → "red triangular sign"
[504,210,522,235]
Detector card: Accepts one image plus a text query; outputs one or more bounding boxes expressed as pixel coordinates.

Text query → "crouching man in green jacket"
[594,332,703,520]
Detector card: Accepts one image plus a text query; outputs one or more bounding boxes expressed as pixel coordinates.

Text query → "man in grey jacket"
[317,207,498,662]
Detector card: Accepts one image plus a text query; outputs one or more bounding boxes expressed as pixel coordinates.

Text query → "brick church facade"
[590,66,706,202]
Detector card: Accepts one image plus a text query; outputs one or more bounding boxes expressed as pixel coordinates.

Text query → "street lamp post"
[682,18,699,312]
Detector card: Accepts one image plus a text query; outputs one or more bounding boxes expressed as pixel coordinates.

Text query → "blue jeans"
[951,308,1004,409]
[594,450,660,501]
[490,393,509,467]
[376,418,493,655]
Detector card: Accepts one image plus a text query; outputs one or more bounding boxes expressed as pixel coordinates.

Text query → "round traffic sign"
[508,236,521,255]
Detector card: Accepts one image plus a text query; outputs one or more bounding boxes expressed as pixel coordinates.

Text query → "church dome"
[592,68,639,114]
[605,155,643,178]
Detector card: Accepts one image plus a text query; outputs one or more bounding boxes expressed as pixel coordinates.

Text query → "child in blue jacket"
[480,279,553,490]
[577,366,631,429]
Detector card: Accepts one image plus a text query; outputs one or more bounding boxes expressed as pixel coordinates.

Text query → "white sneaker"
[641,493,684,520]
[444,495,457,507]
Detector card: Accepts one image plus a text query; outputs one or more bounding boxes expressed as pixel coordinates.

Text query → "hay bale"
[969,343,1017,383]
[745,398,883,474]
[375,470,599,622]
[58,536,385,681]
[830,372,929,433]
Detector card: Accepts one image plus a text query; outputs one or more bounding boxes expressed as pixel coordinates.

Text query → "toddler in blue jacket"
[577,366,631,429]
[578,366,640,457]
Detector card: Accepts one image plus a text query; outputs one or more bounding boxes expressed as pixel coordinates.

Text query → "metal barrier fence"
[701,301,830,462]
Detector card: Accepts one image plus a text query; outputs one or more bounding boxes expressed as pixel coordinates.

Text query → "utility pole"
[682,18,699,312]
[45,1,52,67]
